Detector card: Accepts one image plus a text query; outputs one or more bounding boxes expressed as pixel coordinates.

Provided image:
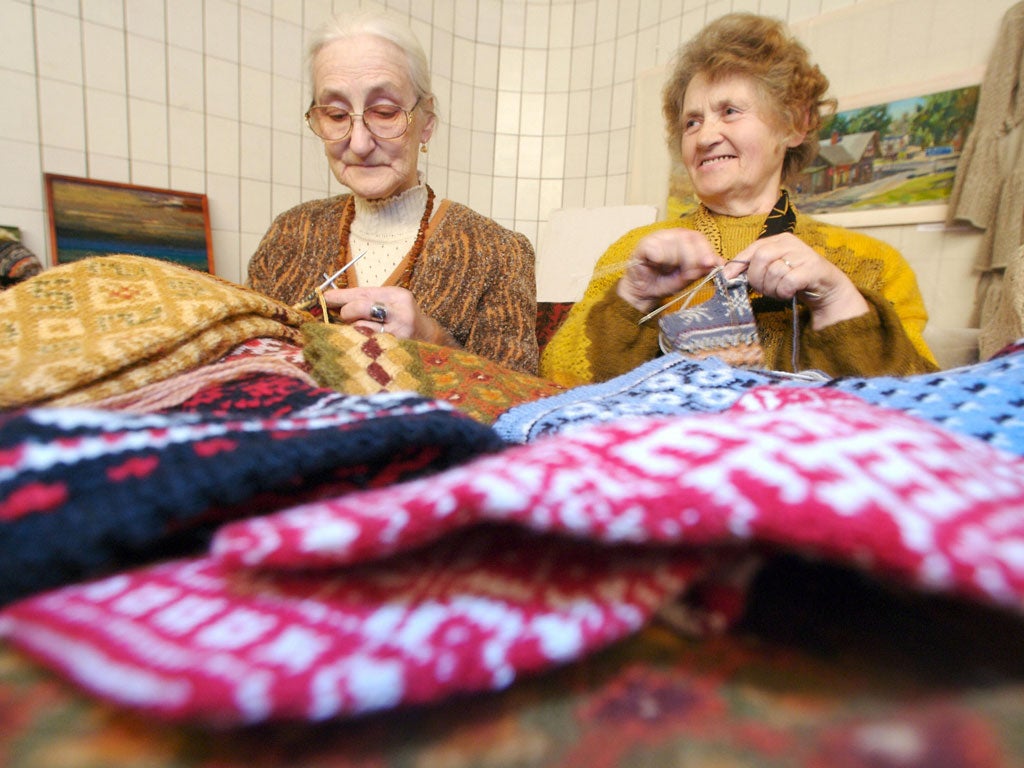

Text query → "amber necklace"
[334,185,436,289]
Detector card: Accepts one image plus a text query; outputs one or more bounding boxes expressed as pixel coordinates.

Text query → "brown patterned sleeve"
[247,198,346,307]
[408,204,539,374]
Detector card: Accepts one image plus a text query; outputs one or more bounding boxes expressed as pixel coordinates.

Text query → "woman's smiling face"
[311,34,434,201]
[681,72,802,216]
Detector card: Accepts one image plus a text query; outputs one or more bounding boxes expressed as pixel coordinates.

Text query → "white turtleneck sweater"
[348,185,429,286]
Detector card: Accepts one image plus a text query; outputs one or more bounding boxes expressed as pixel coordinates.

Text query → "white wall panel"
[0,0,1019,286]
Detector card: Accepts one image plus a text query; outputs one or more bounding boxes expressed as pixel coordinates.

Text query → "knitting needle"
[637,260,822,326]
[637,267,722,324]
[293,250,368,310]
[320,249,368,290]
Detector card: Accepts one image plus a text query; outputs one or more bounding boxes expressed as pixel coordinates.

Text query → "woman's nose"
[347,117,376,154]
[695,119,721,147]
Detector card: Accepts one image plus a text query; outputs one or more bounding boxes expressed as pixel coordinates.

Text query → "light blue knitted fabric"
[830,341,1024,456]
[494,353,816,443]
[495,341,1024,457]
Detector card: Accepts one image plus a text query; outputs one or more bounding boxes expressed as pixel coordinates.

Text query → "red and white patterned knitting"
[3,387,1024,725]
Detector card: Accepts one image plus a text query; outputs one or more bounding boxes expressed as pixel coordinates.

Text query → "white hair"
[307,10,435,116]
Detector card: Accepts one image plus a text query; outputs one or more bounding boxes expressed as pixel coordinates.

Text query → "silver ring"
[369,303,388,323]
[782,259,794,270]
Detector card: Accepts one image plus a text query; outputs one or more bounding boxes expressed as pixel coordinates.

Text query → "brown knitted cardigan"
[248,195,539,374]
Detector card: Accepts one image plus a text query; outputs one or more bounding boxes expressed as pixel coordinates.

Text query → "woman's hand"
[722,233,870,330]
[323,286,456,345]
[617,229,724,313]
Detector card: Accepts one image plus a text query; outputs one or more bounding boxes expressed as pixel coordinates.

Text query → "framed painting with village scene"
[44,175,214,273]
[788,82,980,226]
[664,80,980,227]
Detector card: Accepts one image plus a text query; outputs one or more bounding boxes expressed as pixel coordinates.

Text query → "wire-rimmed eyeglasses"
[305,98,421,142]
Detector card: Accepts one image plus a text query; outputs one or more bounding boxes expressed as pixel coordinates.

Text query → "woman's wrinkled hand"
[323,285,454,345]
[617,229,724,313]
[722,233,870,329]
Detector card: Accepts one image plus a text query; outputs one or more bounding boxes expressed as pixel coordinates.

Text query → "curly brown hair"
[662,13,836,182]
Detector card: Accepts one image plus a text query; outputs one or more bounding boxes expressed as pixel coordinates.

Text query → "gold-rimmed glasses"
[304,98,421,142]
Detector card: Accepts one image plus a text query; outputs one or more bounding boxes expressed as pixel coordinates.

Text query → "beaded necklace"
[334,185,436,289]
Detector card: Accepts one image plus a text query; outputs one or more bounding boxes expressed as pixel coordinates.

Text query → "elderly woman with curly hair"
[541,13,938,387]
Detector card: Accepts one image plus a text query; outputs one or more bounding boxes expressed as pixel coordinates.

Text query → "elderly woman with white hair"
[248,11,539,374]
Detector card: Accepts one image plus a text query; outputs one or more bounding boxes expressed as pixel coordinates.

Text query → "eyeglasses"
[304,98,421,142]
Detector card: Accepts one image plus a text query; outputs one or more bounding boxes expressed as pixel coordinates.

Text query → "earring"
[420,143,428,154]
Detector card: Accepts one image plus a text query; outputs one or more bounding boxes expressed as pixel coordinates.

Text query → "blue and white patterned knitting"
[494,340,1024,456]
[658,269,764,368]
[493,353,820,443]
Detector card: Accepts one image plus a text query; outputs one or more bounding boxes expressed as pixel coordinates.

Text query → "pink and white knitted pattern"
[217,387,1024,606]
[1,533,710,724]
[3,387,1023,725]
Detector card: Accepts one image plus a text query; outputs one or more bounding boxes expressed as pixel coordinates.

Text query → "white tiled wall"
[0,0,1017,299]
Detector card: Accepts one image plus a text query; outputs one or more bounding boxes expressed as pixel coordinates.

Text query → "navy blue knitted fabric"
[0,373,505,605]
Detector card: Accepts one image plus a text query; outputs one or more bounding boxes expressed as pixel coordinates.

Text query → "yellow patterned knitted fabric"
[0,255,309,409]
[302,321,565,425]
[540,209,938,387]
[302,321,421,395]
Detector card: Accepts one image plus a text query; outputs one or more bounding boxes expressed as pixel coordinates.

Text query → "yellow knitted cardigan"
[540,209,938,387]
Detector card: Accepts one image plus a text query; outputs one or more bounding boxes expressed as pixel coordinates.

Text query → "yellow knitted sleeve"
[540,219,683,387]
[796,218,937,367]
[876,243,935,365]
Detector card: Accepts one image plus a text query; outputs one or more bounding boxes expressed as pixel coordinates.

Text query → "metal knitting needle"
[319,249,367,290]
[637,267,722,325]
[293,250,368,310]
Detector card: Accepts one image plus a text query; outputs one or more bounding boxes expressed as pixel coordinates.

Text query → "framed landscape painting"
[44,174,214,273]
[788,81,981,226]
